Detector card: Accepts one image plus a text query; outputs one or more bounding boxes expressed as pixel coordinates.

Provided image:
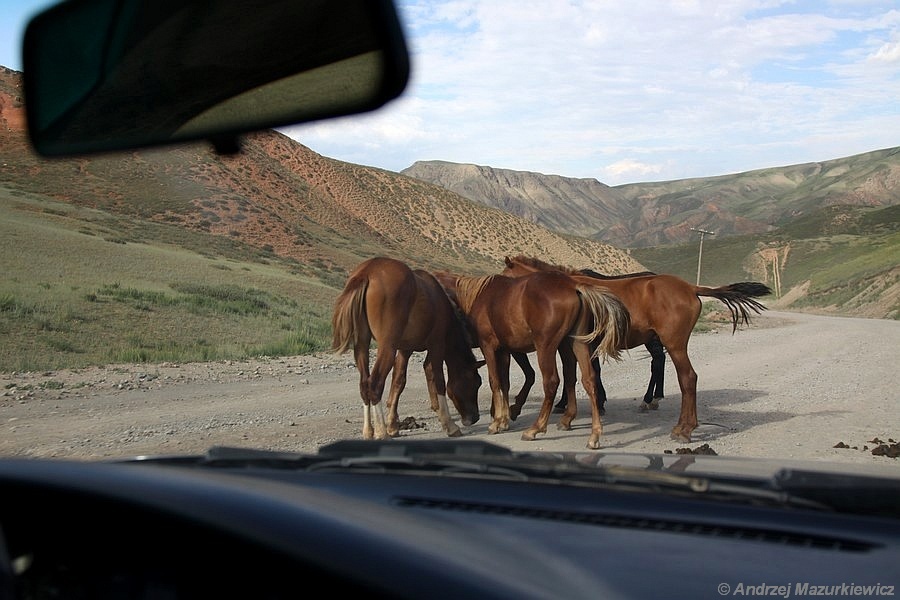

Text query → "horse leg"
[365,344,397,440]
[352,341,376,440]
[667,346,698,442]
[593,357,606,416]
[555,355,604,415]
[484,347,512,434]
[640,337,665,411]
[385,349,412,437]
[652,339,666,401]
[552,395,567,413]
[423,355,464,438]
[521,347,560,441]
[575,341,606,449]
[552,375,568,414]
[510,352,534,421]
[557,342,578,431]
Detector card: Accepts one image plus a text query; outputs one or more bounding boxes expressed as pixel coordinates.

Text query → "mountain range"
[1,65,897,327]
[0,67,641,280]
[402,148,900,248]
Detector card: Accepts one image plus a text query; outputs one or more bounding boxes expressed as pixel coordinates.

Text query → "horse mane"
[440,282,479,352]
[507,254,580,275]
[508,255,655,279]
[580,268,657,279]
[455,275,497,314]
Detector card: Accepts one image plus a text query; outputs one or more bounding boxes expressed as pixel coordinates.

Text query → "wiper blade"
[772,469,900,518]
[301,453,831,510]
[308,440,535,480]
[317,439,515,459]
[304,455,533,481]
[315,442,835,510]
[123,441,878,515]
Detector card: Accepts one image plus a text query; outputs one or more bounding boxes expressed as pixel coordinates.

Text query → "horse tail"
[331,274,369,354]
[572,284,630,363]
[695,282,772,333]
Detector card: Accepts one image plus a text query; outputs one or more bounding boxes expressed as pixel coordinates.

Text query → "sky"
[3,1,899,185]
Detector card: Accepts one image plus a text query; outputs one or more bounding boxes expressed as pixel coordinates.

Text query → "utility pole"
[690,227,715,285]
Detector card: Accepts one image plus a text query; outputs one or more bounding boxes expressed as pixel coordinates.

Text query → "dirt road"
[2,311,898,466]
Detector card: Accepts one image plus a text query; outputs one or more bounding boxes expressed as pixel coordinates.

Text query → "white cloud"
[285,1,900,184]
[601,159,665,182]
[868,40,900,63]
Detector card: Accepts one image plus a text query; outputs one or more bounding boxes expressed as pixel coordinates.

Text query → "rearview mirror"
[23,0,410,156]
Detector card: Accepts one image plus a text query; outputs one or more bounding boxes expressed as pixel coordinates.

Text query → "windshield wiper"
[121,441,898,516]
[770,469,900,519]
[190,441,827,511]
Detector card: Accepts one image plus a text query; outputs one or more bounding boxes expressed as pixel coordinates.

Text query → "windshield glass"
[1,1,898,474]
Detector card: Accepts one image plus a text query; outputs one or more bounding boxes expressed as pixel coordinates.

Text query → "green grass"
[0,192,339,372]
[2,186,897,373]
[632,205,899,319]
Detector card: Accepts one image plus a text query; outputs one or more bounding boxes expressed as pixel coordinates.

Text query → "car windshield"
[1,0,898,473]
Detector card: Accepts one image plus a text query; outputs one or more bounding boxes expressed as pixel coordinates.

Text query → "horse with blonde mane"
[434,269,630,449]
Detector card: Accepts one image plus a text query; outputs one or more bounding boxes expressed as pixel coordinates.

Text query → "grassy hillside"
[0,190,336,372]
[631,204,899,320]
[0,131,643,372]
[2,61,896,374]
[3,159,897,374]
[402,147,900,248]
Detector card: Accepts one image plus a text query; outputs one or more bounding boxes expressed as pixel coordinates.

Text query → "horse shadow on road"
[442,386,853,451]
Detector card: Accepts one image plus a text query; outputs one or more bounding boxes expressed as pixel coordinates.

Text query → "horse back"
[504,272,583,343]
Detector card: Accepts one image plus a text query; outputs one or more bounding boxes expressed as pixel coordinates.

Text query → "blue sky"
[3,1,899,185]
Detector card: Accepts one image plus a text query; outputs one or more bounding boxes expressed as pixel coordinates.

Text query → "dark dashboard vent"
[395,497,875,552]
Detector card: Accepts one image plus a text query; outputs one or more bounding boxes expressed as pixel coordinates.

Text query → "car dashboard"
[0,443,898,599]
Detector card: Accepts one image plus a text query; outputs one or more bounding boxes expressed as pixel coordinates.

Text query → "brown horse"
[332,257,482,440]
[434,269,630,449]
[511,268,665,418]
[502,255,772,442]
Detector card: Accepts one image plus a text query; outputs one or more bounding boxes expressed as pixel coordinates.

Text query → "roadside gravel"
[2,311,898,466]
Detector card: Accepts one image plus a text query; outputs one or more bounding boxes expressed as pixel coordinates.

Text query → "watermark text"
[717,582,895,597]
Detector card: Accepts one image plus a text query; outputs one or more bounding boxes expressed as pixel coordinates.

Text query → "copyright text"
[717,583,895,597]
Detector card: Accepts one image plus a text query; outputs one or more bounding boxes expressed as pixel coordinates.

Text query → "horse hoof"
[556,420,572,431]
[586,437,601,450]
[521,430,537,441]
[447,428,463,438]
[669,430,691,443]
[649,399,660,410]
[488,421,509,434]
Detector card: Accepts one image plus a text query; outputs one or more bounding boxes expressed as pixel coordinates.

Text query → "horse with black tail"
[502,255,772,442]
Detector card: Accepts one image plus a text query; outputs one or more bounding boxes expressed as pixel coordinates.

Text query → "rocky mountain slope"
[2,66,895,322]
[402,148,900,248]
[0,67,642,278]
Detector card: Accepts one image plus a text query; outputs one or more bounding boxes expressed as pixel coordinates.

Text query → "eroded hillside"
[0,67,642,279]
[403,150,900,249]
